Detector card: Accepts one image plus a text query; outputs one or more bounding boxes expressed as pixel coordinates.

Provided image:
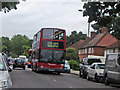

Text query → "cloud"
[2,0,91,39]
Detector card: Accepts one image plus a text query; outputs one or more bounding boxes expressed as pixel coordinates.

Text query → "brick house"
[78,27,119,62]
[68,40,85,50]
[104,41,120,57]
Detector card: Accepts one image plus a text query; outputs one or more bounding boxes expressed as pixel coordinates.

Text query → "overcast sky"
[1,0,94,39]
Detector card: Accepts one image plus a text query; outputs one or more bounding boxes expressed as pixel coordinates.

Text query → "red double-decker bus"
[31,28,66,74]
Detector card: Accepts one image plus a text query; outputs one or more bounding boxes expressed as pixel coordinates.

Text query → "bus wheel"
[36,68,39,73]
[56,72,60,75]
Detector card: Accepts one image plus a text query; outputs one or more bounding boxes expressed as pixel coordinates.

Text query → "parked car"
[13,58,26,70]
[27,56,32,68]
[103,53,120,85]
[0,53,12,89]
[87,63,105,82]
[79,58,102,78]
[65,60,70,73]
[25,58,28,65]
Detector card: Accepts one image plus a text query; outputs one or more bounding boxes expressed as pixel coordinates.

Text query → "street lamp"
[78,9,90,57]
[78,9,90,37]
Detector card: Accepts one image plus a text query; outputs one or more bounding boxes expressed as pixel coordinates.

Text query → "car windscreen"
[88,59,101,65]
[0,57,7,71]
[96,64,105,69]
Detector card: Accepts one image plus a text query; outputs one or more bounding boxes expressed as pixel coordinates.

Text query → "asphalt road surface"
[9,66,120,88]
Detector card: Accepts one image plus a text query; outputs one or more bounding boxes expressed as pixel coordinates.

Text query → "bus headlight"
[40,66,44,68]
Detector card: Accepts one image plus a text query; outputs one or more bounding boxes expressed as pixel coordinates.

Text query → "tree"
[1,0,26,13]
[66,31,87,47]
[2,46,8,53]
[11,34,31,56]
[65,48,79,62]
[1,37,11,53]
[83,2,120,39]
[22,45,31,57]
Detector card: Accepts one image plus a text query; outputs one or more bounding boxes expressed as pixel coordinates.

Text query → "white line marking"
[53,79,57,82]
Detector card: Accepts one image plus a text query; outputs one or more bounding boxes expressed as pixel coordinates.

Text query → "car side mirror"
[8,67,12,72]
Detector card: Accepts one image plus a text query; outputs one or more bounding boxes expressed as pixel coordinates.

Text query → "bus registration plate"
[49,69,55,71]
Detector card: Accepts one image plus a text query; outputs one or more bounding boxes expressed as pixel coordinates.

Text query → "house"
[68,40,85,50]
[104,41,120,57]
[78,27,119,63]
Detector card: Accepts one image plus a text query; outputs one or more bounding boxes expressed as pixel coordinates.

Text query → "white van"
[104,53,120,85]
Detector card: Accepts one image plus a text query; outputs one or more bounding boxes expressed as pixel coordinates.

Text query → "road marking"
[53,79,57,82]
[67,85,73,88]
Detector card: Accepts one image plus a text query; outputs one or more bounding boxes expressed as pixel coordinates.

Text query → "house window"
[85,48,87,53]
[89,48,91,54]
[91,48,94,53]
[115,48,118,53]
[79,50,81,54]
[109,49,113,53]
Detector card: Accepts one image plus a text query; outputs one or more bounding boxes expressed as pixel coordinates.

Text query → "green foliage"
[83,2,120,40]
[69,60,79,71]
[11,53,18,58]
[65,48,79,62]
[1,37,11,54]
[66,31,87,47]
[0,34,32,57]
[1,0,26,13]
[11,34,32,56]
[22,45,31,58]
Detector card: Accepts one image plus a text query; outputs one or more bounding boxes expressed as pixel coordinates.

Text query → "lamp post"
[78,9,90,58]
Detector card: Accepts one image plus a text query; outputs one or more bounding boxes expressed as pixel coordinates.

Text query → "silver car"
[0,53,12,89]
[87,63,105,82]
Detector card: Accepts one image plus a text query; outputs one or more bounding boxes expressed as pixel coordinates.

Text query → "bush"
[69,60,79,71]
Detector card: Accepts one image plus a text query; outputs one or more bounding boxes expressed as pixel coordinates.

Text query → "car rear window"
[16,59,24,63]
[88,59,101,65]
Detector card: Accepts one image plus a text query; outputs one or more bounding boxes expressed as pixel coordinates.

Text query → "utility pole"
[0,1,2,11]
[87,22,90,58]
[78,9,91,58]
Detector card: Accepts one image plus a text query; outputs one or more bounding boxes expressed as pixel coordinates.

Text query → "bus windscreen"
[40,49,65,64]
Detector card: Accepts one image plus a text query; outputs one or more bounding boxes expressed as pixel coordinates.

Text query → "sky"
[1,0,94,39]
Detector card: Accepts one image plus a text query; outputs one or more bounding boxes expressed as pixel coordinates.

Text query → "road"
[9,66,119,88]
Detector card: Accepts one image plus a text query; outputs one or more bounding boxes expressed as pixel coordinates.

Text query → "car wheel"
[87,73,90,80]
[82,71,86,79]
[79,70,82,78]
[23,67,25,70]
[95,74,99,82]
[13,66,15,69]
[105,76,110,85]
[31,64,34,71]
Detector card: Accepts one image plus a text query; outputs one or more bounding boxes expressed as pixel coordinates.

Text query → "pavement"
[70,69,79,75]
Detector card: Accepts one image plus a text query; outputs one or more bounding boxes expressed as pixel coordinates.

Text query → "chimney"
[91,32,97,38]
[101,27,108,33]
